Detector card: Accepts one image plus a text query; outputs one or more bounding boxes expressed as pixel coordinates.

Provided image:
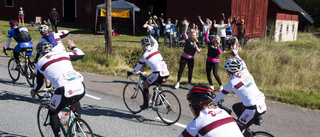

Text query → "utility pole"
[105,0,112,55]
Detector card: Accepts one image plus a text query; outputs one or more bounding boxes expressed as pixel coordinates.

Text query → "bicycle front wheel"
[123,82,144,114]
[252,131,275,137]
[25,61,35,87]
[155,90,181,125]
[37,103,54,137]
[8,58,20,81]
[69,118,94,137]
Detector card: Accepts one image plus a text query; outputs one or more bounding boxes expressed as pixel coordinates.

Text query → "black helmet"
[9,20,18,28]
[36,41,53,56]
[187,86,215,106]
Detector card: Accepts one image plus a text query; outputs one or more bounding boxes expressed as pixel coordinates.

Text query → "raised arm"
[205,26,211,43]
[66,39,85,61]
[198,15,205,25]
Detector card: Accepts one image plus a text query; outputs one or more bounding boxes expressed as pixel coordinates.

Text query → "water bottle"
[20,61,25,69]
[58,112,64,121]
[63,112,70,129]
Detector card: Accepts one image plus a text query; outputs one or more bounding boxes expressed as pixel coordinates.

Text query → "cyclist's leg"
[142,73,161,109]
[48,87,68,136]
[13,45,22,64]
[235,106,256,132]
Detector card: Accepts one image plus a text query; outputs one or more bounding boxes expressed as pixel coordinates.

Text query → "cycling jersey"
[34,48,84,91]
[7,28,33,57]
[180,108,243,137]
[132,37,169,77]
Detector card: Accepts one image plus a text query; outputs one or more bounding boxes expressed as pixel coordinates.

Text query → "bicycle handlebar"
[3,47,13,56]
[127,71,146,82]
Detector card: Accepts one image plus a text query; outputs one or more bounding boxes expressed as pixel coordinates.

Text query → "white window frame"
[5,0,14,7]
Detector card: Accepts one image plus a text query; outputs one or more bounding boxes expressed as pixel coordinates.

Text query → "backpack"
[14,27,32,42]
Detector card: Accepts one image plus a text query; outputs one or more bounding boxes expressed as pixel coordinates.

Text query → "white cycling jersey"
[132,37,169,76]
[215,55,266,109]
[34,48,84,90]
[180,108,243,137]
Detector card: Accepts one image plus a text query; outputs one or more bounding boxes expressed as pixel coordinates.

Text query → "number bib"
[62,71,82,82]
[240,72,254,88]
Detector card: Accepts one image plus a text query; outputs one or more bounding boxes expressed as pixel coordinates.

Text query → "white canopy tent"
[95,0,140,35]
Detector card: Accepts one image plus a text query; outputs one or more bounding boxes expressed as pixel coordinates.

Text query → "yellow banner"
[101,9,106,17]
[101,9,130,18]
[111,10,130,18]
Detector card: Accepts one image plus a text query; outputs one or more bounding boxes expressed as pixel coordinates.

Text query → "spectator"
[147,12,162,41]
[175,21,201,90]
[204,26,223,91]
[18,7,25,26]
[49,7,60,33]
[179,86,243,137]
[143,19,157,38]
[188,23,199,37]
[222,13,238,37]
[236,18,246,47]
[198,16,212,47]
[214,18,230,51]
[161,18,178,47]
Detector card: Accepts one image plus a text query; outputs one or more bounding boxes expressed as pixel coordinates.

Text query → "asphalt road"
[0,54,319,137]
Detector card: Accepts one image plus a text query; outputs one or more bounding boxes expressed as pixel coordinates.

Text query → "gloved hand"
[230,49,238,56]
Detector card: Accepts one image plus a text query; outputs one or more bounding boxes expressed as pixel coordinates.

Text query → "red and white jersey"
[180,108,243,137]
[215,55,266,108]
[133,37,169,76]
[34,50,83,89]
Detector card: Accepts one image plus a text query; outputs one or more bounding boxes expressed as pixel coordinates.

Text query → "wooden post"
[105,0,112,55]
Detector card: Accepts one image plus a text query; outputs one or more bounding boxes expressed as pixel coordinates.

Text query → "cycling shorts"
[14,41,33,57]
[145,72,169,86]
[49,82,86,112]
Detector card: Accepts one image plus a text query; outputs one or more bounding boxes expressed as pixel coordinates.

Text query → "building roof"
[272,0,304,12]
[272,0,314,23]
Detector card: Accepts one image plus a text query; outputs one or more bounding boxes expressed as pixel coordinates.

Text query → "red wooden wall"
[231,0,269,38]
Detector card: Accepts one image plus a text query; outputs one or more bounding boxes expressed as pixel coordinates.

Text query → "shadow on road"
[0,90,38,104]
[81,104,168,126]
[91,79,182,90]
[0,130,27,137]
[0,78,31,88]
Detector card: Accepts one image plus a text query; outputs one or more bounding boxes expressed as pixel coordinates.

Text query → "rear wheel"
[251,131,275,137]
[123,83,143,114]
[155,90,181,125]
[25,61,35,87]
[37,103,54,137]
[68,118,94,137]
[8,58,20,81]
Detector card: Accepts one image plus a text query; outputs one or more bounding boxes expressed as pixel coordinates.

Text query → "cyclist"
[30,40,85,136]
[214,48,267,133]
[34,25,71,62]
[180,86,243,137]
[6,20,33,68]
[128,35,169,110]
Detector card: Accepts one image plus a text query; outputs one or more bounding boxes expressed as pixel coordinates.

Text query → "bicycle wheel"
[25,61,35,87]
[8,58,20,81]
[69,118,94,137]
[155,90,181,125]
[37,103,54,137]
[123,82,144,114]
[251,131,275,137]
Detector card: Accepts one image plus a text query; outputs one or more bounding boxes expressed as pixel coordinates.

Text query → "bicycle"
[218,100,274,137]
[123,71,181,125]
[34,88,94,137]
[3,47,35,87]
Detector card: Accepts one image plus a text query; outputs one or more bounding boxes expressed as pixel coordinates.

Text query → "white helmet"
[140,38,151,50]
[38,25,49,34]
[223,58,242,76]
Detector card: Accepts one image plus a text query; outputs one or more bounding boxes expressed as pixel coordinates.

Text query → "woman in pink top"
[205,26,223,91]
